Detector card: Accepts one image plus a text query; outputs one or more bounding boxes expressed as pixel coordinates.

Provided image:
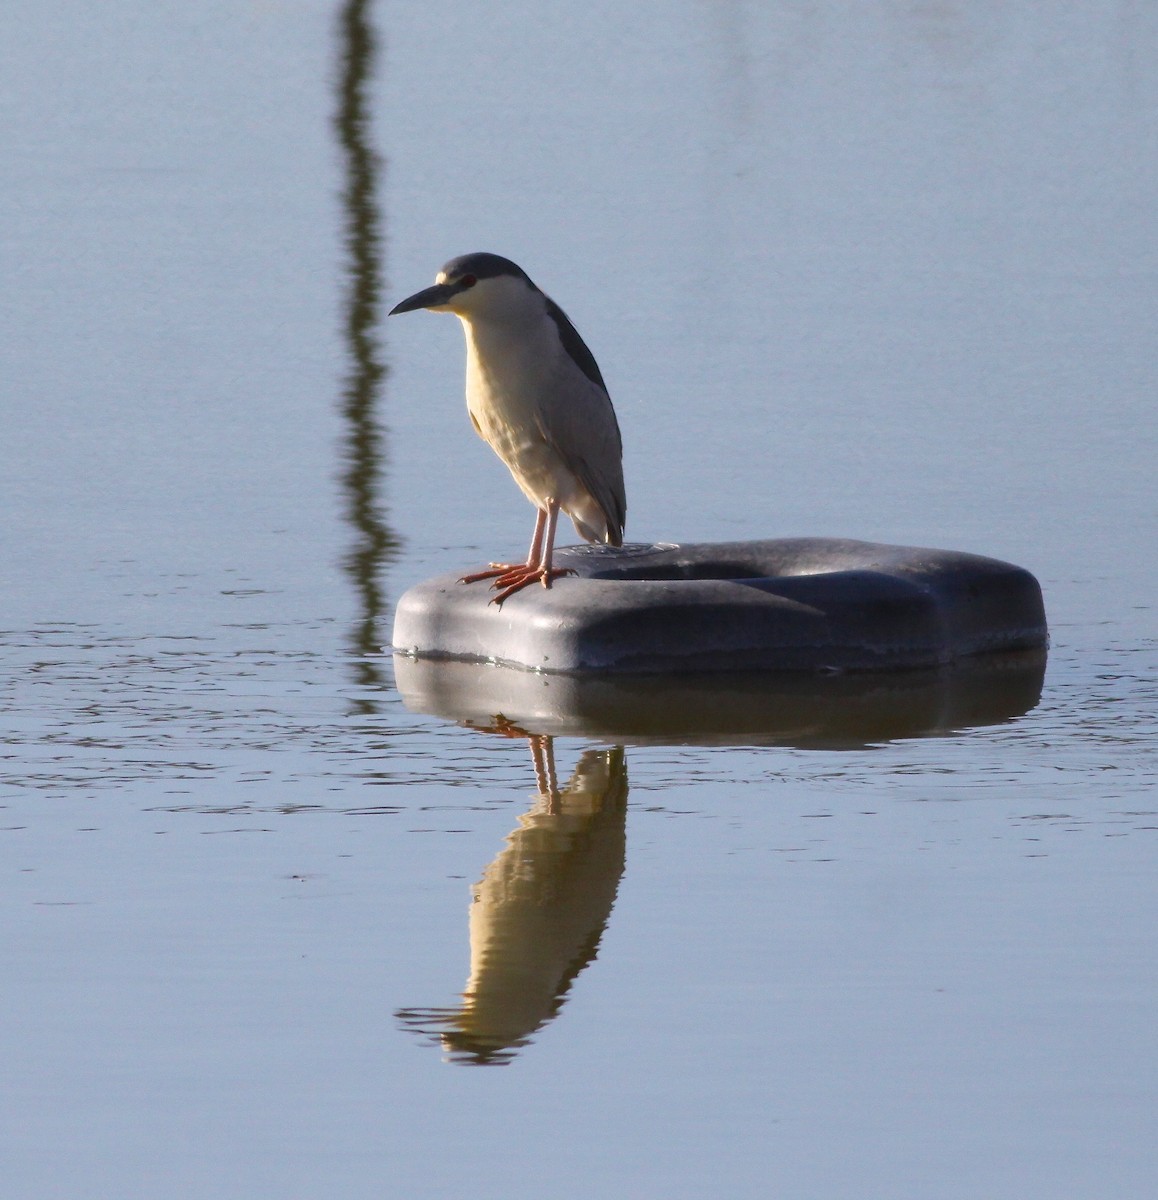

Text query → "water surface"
[3,3,1155,1198]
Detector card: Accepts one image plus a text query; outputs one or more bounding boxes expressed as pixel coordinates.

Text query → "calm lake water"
[4,3,1156,1197]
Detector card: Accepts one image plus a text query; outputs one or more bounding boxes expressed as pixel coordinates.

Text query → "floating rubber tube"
[391,538,1048,675]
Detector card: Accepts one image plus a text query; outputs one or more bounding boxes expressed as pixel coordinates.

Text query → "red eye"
[460,274,477,289]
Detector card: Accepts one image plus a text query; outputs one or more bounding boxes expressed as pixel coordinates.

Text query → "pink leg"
[528,733,559,802]
[489,501,576,605]
[459,508,547,584]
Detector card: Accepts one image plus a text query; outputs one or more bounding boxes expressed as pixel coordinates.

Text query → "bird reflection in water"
[397,731,628,1066]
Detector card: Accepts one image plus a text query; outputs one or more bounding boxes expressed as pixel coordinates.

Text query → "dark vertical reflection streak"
[334,0,398,701]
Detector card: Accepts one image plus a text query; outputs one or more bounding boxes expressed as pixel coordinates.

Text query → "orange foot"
[459,563,522,584]
[490,565,576,606]
[466,714,533,739]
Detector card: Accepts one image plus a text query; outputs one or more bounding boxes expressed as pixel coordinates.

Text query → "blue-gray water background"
[3,4,1155,1198]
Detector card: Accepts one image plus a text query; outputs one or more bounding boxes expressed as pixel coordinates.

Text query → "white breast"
[461,317,576,508]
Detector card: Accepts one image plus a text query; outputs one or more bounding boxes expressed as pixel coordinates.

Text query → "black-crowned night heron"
[389,252,626,604]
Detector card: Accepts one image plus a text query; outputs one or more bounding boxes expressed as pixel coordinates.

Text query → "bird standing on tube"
[390,253,627,604]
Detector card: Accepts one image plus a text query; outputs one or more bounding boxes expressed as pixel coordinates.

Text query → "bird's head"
[389,252,543,324]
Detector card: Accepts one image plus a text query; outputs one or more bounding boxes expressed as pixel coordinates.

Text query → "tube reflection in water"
[393,649,1047,748]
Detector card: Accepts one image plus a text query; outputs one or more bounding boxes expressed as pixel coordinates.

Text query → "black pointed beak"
[389,282,459,315]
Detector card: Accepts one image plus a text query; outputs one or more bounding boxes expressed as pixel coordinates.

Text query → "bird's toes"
[489,581,531,606]
[459,563,522,584]
[488,565,574,605]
